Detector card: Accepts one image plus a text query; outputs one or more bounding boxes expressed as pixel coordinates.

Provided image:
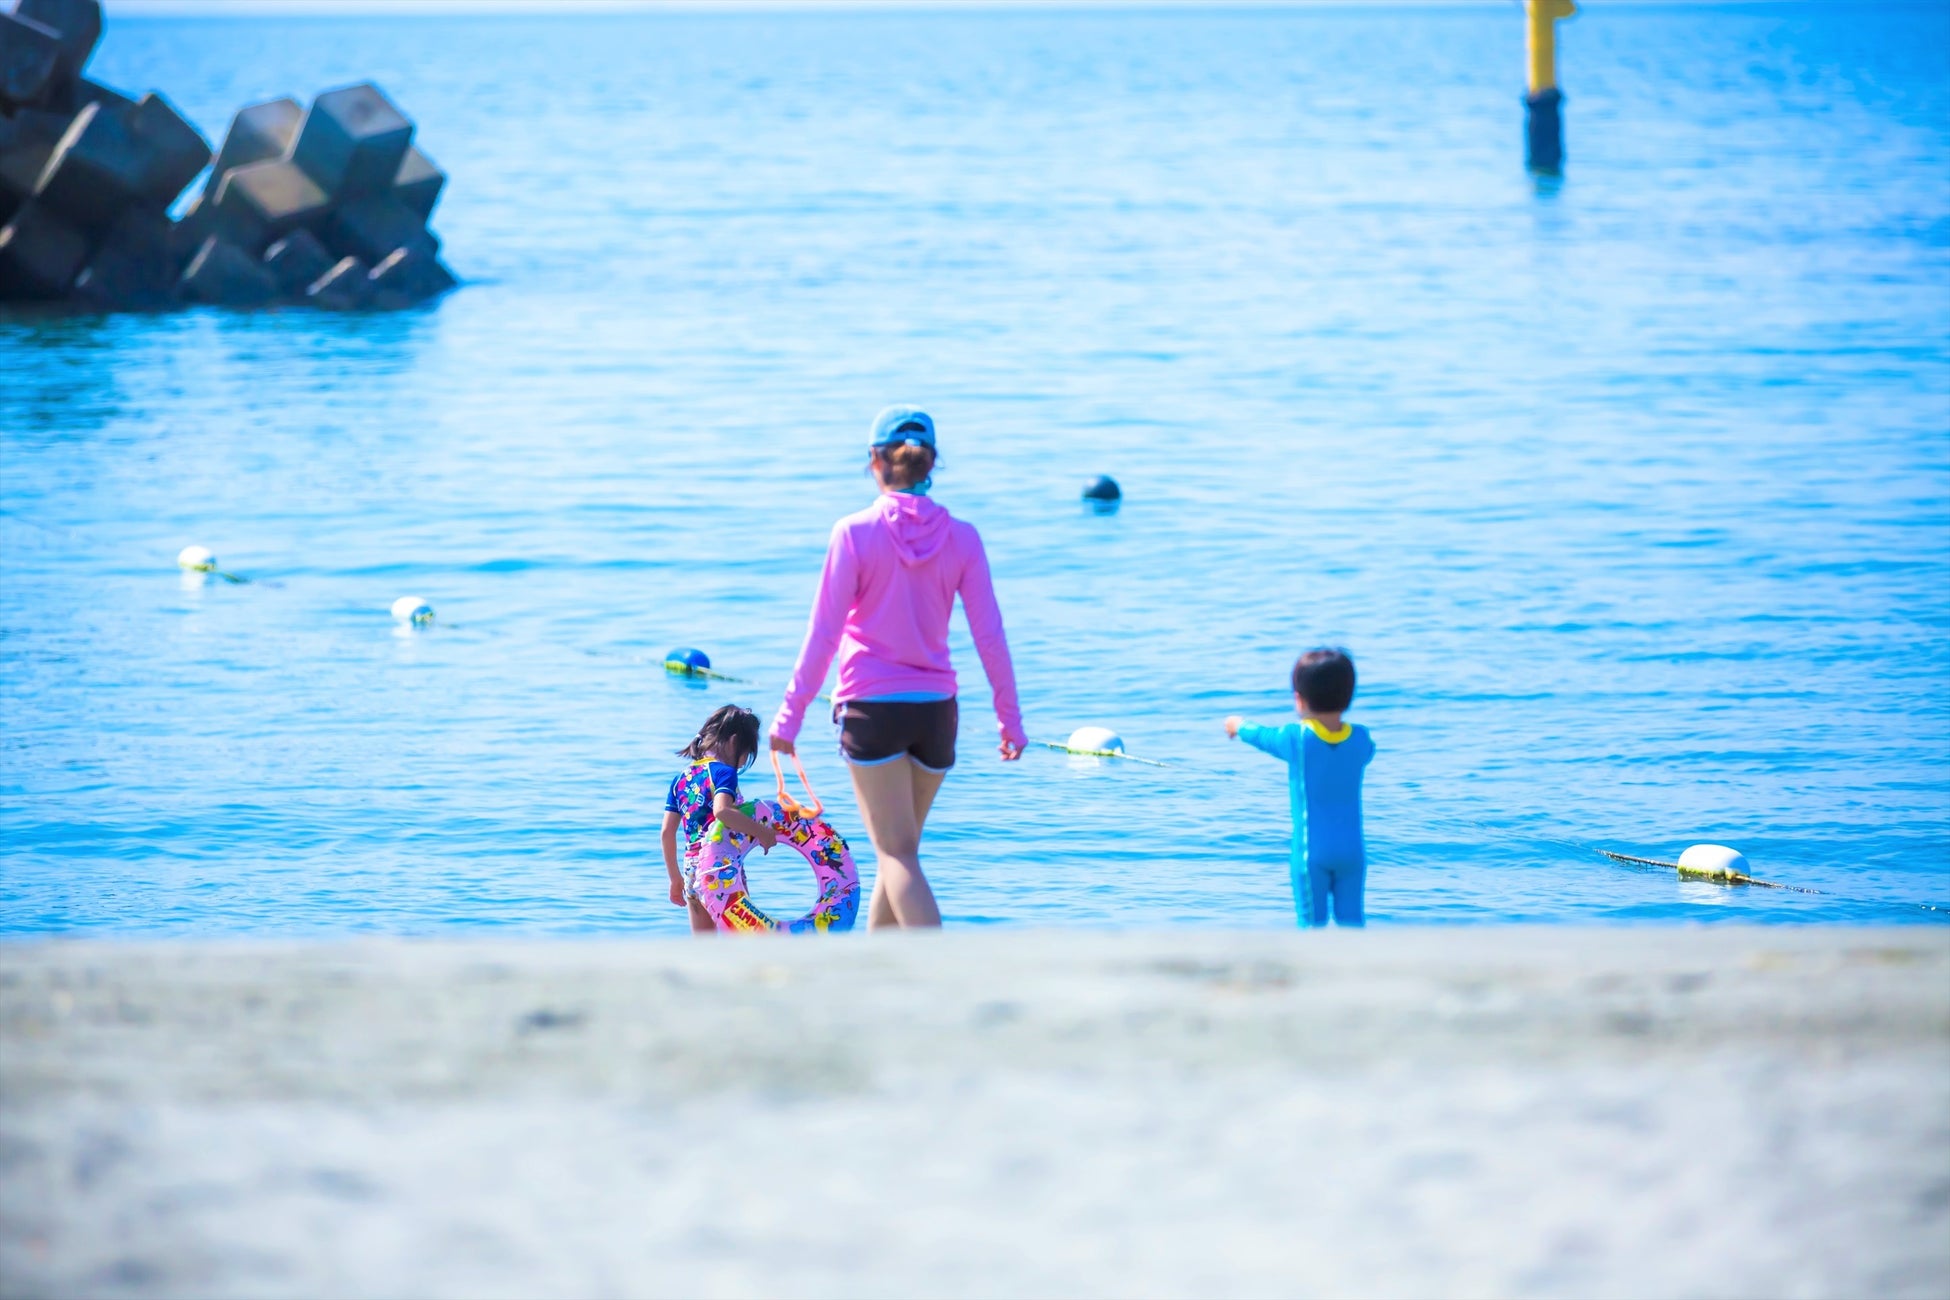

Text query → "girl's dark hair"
[1292,648,1356,713]
[873,443,938,490]
[678,704,761,770]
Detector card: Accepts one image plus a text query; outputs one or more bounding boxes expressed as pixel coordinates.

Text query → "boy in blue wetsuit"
[1225,648,1376,927]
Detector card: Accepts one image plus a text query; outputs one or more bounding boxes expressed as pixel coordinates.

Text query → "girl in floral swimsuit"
[660,705,776,934]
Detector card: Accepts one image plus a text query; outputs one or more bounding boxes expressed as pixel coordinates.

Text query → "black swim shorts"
[835,697,958,772]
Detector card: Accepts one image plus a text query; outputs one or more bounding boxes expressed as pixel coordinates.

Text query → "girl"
[770,406,1026,929]
[661,704,777,934]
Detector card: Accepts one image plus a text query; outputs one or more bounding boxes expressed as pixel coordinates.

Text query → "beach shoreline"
[4,926,1947,1297]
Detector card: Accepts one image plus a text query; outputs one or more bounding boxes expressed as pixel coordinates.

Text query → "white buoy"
[177,545,216,572]
[1677,844,1749,882]
[1067,725,1125,755]
[391,595,434,626]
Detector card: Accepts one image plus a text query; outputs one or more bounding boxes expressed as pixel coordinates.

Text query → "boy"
[1225,648,1376,927]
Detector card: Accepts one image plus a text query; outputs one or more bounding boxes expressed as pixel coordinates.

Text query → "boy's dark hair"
[1292,648,1356,713]
[678,704,761,770]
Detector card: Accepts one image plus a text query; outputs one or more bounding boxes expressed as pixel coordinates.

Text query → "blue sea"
[3,4,1946,935]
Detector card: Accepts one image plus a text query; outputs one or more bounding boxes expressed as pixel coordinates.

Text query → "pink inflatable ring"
[691,754,860,934]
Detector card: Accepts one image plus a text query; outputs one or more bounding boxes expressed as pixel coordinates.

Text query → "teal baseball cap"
[870,405,935,449]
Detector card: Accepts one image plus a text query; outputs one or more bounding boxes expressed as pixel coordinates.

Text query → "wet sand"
[2,926,1946,1298]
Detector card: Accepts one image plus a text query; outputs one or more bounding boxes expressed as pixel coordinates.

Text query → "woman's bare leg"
[864,763,946,927]
[687,895,716,934]
[848,757,941,929]
[911,763,947,832]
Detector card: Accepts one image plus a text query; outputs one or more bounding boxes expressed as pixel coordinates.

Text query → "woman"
[770,406,1026,929]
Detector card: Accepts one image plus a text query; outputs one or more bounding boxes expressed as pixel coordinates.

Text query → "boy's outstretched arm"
[1227,717,1299,760]
[713,790,778,851]
[660,811,685,907]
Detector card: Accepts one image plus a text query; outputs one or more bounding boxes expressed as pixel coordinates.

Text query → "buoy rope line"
[139,561,1948,915]
[174,546,251,585]
[1033,739,1170,766]
[1420,810,1944,915]
[180,559,250,584]
[1594,848,1818,893]
[659,659,748,683]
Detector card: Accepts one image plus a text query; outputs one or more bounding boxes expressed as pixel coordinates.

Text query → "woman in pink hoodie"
[770,406,1026,929]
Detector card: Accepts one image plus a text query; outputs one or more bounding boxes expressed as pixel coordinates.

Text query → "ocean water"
[3,4,1947,935]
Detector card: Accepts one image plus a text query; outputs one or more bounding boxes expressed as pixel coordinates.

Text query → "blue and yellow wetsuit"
[1236,719,1376,927]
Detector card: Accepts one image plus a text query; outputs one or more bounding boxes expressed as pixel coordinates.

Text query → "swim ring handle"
[772,750,823,820]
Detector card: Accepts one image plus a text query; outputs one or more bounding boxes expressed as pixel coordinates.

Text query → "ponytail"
[874,443,938,491]
[678,704,761,770]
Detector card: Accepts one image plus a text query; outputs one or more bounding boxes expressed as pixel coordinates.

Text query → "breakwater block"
[306,254,370,309]
[326,192,434,266]
[206,97,302,194]
[179,234,277,306]
[292,82,411,199]
[34,94,208,231]
[17,0,101,81]
[211,158,328,254]
[73,205,173,307]
[0,1,457,312]
[392,144,443,220]
[61,75,131,117]
[31,100,143,230]
[368,244,453,307]
[0,197,86,297]
[163,191,209,267]
[1,108,67,218]
[261,227,332,295]
[0,11,62,107]
[128,93,208,203]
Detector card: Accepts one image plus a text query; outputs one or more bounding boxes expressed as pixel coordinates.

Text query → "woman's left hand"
[999,738,1024,762]
[769,733,795,756]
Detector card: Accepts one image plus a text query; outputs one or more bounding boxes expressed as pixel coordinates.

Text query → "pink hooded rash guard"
[773,493,1026,749]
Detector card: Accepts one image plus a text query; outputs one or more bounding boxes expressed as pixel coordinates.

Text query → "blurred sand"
[2,926,1946,1298]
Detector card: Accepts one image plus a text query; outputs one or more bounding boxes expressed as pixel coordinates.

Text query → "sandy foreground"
[0,927,1945,1300]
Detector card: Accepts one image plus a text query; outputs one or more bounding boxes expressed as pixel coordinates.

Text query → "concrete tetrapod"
[1,2,457,311]
[0,11,62,107]
[16,0,102,82]
[178,235,277,306]
[34,94,209,232]
[211,157,329,255]
[0,197,86,297]
[72,205,173,307]
[306,254,371,309]
[391,144,444,220]
[261,227,333,297]
[291,82,411,199]
[205,96,302,196]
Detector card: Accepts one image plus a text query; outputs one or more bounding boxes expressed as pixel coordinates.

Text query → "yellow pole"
[1526,0,1577,94]
[1523,0,1576,173]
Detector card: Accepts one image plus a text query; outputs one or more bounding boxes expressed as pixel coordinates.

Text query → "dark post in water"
[1525,0,1576,174]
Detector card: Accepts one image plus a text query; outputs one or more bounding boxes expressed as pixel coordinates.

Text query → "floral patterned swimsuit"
[665,759,740,893]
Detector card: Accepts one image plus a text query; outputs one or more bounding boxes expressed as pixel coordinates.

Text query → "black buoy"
[1082,476,1121,512]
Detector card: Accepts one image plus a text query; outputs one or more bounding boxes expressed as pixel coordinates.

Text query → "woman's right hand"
[769,733,795,756]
